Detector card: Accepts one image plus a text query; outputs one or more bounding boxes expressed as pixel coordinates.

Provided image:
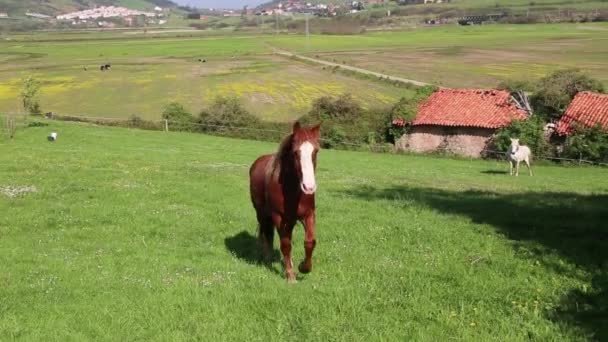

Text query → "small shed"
[556,91,608,135]
[396,89,529,157]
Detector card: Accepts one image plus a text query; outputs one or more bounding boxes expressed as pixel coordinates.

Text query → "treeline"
[153,86,438,153]
[28,68,607,164]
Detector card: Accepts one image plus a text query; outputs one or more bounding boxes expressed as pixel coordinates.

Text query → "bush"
[532,69,604,120]
[194,96,288,140]
[563,124,608,163]
[494,116,549,157]
[299,93,388,148]
[161,102,194,131]
[126,115,159,130]
[386,85,437,142]
[307,93,361,122]
[21,77,42,115]
[497,78,536,93]
[324,127,347,148]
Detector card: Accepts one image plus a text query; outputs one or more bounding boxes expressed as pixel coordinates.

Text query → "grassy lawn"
[1,121,607,340]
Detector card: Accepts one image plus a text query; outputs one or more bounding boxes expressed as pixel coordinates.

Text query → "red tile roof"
[556,91,608,135]
[413,89,528,129]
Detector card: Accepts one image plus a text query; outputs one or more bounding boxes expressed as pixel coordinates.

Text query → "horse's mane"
[265,133,294,182]
[272,133,294,170]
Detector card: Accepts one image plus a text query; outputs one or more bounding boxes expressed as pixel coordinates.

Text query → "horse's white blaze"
[299,142,316,194]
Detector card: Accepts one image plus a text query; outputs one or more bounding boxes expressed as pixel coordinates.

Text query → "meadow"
[271,23,608,88]
[0,34,407,120]
[2,23,608,120]
[1,121,607,340]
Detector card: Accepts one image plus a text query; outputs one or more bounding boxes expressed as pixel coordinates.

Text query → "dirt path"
[272,48,432,87]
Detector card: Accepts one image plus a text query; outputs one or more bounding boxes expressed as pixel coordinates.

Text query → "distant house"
[396,89,529,157]
[0,12,9,18]
[399,0,449,4]
[26,12,51,19]
[556,91,608,135]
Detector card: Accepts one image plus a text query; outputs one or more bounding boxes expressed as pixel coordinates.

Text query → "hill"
[256,0,608,14]
[0,0,177,16]
[0,120,606,340]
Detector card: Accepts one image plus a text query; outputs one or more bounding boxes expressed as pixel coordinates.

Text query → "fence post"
[164,119,168,132]
[6,115,16,139]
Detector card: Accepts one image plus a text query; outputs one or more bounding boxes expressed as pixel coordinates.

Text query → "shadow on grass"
[224,230,282,274]
[480,170,509,175]
[339,185,608,340]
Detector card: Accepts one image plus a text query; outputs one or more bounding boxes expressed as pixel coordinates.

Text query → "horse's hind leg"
[257,214,274,262]
[525,157,533,176]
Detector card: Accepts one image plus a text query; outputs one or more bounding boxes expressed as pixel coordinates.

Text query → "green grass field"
[1,121,607,340]
[0,34,408,120]
[271,23,608,88]
[2,23,607,120]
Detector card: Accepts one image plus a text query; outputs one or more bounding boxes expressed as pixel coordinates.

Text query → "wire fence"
[1,112,607,167]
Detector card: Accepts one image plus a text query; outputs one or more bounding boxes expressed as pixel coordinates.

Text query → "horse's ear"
[292,121,301,133]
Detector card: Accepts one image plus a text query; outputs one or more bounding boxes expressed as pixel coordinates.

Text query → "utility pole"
[305,12,310,50]
[275,11,279,34]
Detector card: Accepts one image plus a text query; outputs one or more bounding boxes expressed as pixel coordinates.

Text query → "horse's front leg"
[274,214,296,283]
[299,212,316,274]
[509,160,513,176]
[515,160,520,176]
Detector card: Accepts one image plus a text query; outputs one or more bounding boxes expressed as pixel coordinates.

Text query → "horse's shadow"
[224,230,282,273]
[480,170,509,175]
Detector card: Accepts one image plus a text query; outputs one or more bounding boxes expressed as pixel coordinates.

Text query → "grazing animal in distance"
[508,138,533,176]
[249,122,321,283]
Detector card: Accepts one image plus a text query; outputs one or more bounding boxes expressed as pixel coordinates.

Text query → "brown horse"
[249,121,321,283]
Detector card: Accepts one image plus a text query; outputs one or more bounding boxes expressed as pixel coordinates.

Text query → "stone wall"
[396,125,495,158]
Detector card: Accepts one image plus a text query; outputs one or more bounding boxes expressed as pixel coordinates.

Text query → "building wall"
[396,125,495,157]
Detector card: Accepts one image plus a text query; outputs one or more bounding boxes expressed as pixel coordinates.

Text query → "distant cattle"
[100,64,111,71]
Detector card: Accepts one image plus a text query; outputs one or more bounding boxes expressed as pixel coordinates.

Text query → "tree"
[494,116,549,156]
[197,96,259,130]
[20,76,41,115]
[386,85,437,142]
[161,102,194,131]
[563,124,608,163]
[532,69,604,120]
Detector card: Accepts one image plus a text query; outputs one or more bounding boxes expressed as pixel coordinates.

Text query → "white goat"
[508,138,532,176]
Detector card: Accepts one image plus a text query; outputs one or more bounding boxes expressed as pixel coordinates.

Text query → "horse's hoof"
[286,275,297,284]
[298,262,312,274]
